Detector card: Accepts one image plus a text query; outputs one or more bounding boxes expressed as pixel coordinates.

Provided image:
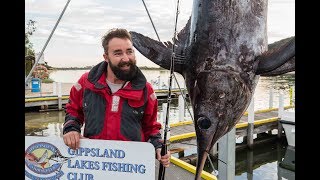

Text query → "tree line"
[25,20,53,77]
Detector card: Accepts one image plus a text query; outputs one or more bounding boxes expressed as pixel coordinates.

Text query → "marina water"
[25,69,295,180]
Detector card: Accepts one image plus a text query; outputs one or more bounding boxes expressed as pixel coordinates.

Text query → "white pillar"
[178,95,185,122]
[278,92,284,118]
[269,89,273,108]
[247,98,254,149]
[278,92,284,138]
[58,82,62,110]
[218,127,235,180]
[248,97,254,124]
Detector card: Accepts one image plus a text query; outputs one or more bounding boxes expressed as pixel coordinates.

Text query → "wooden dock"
[25,88,188,109]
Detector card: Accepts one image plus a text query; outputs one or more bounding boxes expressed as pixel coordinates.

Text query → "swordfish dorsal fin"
[130,17,191,74]
[255,36,295,75]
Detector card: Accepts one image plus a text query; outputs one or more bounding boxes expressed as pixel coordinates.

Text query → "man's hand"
[156,148,171,167]
[63,131,87,150]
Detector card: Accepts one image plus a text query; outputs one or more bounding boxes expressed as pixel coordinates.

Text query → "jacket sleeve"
[63,76,85,135]
[142,83,163,149]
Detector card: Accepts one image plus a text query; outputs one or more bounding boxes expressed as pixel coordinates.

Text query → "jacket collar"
[87,61,146,90]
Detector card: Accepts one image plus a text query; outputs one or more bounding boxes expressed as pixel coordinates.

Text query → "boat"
[279,111,295,147]
[278,110,295,178]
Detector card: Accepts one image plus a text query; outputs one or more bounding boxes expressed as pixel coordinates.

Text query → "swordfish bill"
[130,0,295,179]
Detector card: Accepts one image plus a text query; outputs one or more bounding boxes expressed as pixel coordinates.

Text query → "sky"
[25,0,295,68]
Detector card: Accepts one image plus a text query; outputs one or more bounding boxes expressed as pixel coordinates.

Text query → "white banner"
[25,136,155,180]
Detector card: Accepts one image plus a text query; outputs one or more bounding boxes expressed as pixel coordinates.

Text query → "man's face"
[104,37,137,81]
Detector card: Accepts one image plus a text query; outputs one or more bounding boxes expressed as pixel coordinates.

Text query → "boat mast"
[25,0,72,85]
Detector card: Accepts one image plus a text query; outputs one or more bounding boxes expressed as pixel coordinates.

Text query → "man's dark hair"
[102,28,132,54]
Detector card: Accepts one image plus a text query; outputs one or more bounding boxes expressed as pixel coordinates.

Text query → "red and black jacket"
[63,61,162,149]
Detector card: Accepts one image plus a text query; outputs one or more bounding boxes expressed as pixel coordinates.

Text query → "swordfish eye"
[197,116,212,130]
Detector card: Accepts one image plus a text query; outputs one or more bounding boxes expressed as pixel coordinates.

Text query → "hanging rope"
[141,0,161,41]
[141,0,194,122]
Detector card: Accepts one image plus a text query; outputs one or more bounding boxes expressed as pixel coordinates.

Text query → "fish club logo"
[25,142,71,179]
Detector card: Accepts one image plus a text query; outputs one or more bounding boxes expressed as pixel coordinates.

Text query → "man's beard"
[109,59,137,81]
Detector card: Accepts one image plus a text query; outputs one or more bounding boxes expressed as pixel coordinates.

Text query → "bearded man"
[62,28,170,168]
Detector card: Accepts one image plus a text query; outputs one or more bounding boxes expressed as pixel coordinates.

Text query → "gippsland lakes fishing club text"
[66,147,147,179]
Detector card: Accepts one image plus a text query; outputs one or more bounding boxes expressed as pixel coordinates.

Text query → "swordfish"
[130,0,295,179]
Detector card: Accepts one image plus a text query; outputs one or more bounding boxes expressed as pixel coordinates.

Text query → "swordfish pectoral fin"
[255,36,295,75]
[260,56,295,76]
[130,31,173,71]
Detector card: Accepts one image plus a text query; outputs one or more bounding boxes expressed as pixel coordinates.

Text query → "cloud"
[26,0,294,68]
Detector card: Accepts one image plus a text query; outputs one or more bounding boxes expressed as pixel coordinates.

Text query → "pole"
[289,87,293,106]
[269,89,273,108]
[277,92,284,138]
[247,97,254,149]
[178,95,185,122]
[25,0,72,84]
[218,127,236,180]
[158,1,180,180]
